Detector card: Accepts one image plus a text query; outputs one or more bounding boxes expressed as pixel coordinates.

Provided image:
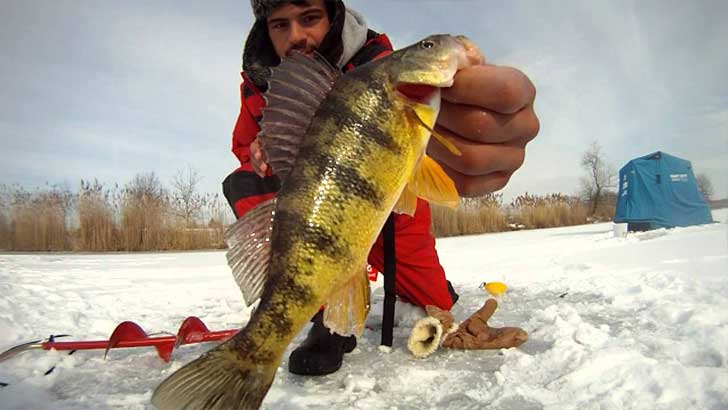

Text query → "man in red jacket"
[222,0,539,376]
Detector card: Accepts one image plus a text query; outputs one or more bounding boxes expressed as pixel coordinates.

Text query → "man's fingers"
[428,125,527,177]
[251,149,264,176]
[250,139,269,177]
[437,101,540,144]
[441,65,536,114]
[437,161,514,197]
[252,161,267,177]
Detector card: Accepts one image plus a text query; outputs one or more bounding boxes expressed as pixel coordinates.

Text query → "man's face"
[267,0,330,59]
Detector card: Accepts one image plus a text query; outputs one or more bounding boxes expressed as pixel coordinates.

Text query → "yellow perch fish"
[152,34,482,410]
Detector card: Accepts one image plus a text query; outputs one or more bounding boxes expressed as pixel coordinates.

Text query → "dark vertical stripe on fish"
[314,88,401,154]
[294,148,383,208]
[273,210,350,262]
[252,272,315,341]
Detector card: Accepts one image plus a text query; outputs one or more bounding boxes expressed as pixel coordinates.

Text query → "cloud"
[0,1,246,194]
[1,0,726,202]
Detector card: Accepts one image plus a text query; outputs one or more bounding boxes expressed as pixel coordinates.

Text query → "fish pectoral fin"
[323,267,371,337]
[225,198,276,306]
[394,153,460,214]
[393,186,419,216]
[408,155,461,209]
[409,104,462,157]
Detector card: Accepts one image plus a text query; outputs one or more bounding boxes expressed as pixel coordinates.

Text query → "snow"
[1,210,727,410]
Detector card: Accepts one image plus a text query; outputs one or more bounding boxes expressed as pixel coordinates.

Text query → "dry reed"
[585,192,617,222]
[1,177,617,249]
[77,180,117,251]
[2,185,73,251]
[0,175,233,252]
[0,212,10,250]
[509,193,588,229]
[431,194,509,237]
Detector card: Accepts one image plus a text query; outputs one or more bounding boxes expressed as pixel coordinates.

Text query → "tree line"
[0,167,234,252]
[0,147,716,250]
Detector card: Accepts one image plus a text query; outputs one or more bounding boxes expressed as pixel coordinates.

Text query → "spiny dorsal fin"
[259,51,340,183]
[225,198,276,306]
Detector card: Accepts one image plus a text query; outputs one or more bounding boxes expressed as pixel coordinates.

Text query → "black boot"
[447,280,460,305]
[288,311,357,376]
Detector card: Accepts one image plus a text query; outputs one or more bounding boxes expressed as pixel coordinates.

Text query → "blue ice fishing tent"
[614,151,713,231]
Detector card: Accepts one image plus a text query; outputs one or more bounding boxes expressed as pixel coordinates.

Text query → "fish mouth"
[396,83,439,104]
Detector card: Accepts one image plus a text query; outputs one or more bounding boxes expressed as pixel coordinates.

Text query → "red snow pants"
[367,198,455,311]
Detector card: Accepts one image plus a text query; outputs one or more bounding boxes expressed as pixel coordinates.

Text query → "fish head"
[392,35,484,104]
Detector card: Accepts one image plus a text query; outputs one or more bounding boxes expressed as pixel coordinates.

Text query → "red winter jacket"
[224,31,393,218]
[222,32,457,310]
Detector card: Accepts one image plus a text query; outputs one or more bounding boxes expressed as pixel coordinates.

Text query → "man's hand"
[250,138,269,177]
[429,64,539,197]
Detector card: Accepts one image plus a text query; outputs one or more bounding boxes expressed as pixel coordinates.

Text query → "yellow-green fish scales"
[152,34,473,410]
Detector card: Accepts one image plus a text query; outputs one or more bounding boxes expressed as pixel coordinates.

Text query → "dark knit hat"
[250,0,335,21]
[250,0,288,20]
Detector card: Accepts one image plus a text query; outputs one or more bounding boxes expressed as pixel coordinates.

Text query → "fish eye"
[420,40,435,49]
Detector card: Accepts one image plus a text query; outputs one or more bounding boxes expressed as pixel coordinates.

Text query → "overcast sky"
[1,0,726,204]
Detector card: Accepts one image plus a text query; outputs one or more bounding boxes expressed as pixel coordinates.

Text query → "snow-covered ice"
[1,210,727,410]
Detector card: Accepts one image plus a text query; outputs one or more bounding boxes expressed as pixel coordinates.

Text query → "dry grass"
[77,181,117,251]
[0,187,11,250]
[0,212,10,250]
[431,194,509,237]
[509,193,589,229]
[584,191,617,222]
[119,191,167,251]
[0,175,617,249]
[0,176,233,252]
[1,185,73,251]
[430,192,604,237]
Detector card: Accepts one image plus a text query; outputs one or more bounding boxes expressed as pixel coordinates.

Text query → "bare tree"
[579,141,617,215]
[695,173,714,201]
[171,164,204,227]
[125,172,166,202]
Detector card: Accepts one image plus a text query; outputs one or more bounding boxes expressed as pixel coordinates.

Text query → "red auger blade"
[175,316,239,348]
[0,318,242,364]
[175,316,211,347]
[105,321,175,362]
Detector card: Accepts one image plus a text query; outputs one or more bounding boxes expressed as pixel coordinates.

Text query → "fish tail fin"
[151,336,278,410]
